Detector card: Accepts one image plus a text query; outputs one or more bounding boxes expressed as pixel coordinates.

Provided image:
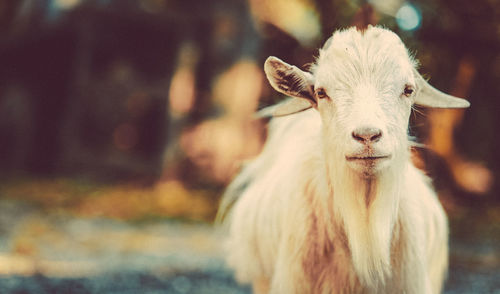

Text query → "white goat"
[218,26,469,294]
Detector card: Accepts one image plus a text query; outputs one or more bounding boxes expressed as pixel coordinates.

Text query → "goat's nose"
[352,127,382,143]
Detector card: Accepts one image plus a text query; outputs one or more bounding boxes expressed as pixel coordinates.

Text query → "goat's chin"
[345,156,391,178]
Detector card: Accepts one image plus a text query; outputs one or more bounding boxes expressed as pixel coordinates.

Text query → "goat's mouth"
[345,155,390,161]
[345,154,391,178]
[345,154,391,175]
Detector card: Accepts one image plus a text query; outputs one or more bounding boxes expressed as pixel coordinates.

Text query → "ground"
[0,193,498,293]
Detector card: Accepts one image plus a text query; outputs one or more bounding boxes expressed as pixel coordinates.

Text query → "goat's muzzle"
[351,127,382,144]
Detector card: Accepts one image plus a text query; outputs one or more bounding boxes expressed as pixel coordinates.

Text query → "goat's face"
[264,26,470,177]
[314,28,414,176]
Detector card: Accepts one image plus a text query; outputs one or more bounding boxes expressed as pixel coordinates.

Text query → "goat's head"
[264,26,469,177]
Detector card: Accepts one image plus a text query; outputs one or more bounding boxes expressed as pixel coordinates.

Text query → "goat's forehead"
[315,27,414,85]
[322,27,407,58]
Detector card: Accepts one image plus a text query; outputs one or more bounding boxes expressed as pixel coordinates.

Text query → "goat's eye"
[403,85,414,97]
[315,88,329,99]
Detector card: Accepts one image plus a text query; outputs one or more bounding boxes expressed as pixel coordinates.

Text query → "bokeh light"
[396,3,422,31]
[53,0,81,10]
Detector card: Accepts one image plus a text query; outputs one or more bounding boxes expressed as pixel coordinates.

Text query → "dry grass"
[0,178,218,222]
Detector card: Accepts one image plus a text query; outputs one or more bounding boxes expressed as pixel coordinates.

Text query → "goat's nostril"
[352,127,382,143]
[371,131,382,142]
[352,132,364,142]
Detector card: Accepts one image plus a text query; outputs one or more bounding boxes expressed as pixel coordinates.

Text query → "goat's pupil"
[404,87,413,96]
[316,89,327,98]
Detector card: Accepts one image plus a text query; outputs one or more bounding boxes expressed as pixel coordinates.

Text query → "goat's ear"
[414,69,470,108]
[264,56,316,115]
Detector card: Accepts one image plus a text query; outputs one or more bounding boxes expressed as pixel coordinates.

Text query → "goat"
[218,26,470,294]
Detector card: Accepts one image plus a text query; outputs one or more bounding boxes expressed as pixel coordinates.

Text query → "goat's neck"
[323,152,407,288]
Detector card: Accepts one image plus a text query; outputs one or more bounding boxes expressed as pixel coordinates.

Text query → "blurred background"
[0,0,498,293]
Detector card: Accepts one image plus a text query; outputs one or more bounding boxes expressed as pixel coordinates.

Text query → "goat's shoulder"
[225,107,324,228]
[401,164,444,216]
[399,164,448,253]
[238,107,323,200]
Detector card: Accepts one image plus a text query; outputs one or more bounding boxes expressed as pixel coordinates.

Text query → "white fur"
[219,27,455,294]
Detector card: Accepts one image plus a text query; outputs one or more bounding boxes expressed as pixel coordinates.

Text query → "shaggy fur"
[219,26,468,294]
